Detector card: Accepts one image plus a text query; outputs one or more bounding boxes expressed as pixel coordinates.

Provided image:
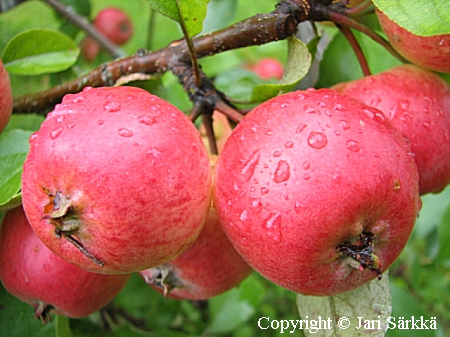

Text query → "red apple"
[249,58,284,81]
[213,88,420,296]
[0,206,130,323]
[93,7,133,46]
[139,206,253,300]
[0,60,13,133]
[376,10,450,73]
[80,36,100,62]
[332,64,450,195]
[21,86,212,274]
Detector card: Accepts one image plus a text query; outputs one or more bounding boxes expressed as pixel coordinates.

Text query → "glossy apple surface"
[376,10,450,73]
[333,64,450,195]
[140,207,253,300]
[0,207,130,322]
[214,88,420,296]
[21,86,212,274]
[94,7,133,45]
[0,60,13,133]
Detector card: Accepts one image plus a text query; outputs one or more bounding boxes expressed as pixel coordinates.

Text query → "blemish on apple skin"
[393,180,401,191]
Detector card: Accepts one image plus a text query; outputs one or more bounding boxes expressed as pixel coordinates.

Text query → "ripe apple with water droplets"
[214,88,420,296]
[0,60,13,133]
[21,86,212,274]
[332,64,450,195]
[139,206,253,300]
[376,9,450,73]
[0,207,130,323]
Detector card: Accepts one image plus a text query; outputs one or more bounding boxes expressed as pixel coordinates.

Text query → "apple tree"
[0,0,450,336]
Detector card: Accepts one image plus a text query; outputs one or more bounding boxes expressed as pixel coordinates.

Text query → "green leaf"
[296,275,392,336]
[0,130,32,211]
[55,315,74,337]
[251,36,311,102]
[4,114,45,133]
[372,0,450,36]
[0,285,55,337]
[2,29,79,75]
[0,0,61,55]
[147,0,209,37]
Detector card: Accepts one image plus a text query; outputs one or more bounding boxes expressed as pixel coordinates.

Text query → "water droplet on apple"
[303,161,310,170]
[304,105,320,114]
[332,103,345,111]
[97,120,104,125]
[307,132,327,149]
[104,101,121,113]
[285,141,294,148]
[250,200,263,213]
[138,115,157,126]
[337,119,350,130]
[118,128,133,137]
[274,160,290,183]
[346,139,360,152]
[401,114,412,125]
[333,173,341,183]
[363,109,374,119]
[240,209,248,221]
[263,212,282,243]
[50,127,63,139]
[303,173,310,180]
[241,150,260,182]
[296,124,307,134]
[72,96,85,104]
[273,151,282,157]
[261,187,270,195]
[422,122,432,131]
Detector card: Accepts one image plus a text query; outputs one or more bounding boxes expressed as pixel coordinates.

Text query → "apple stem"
[57,230,105,267]
[337,232,382,279]
[33,301,54,324]
[335,24,372,77]
[327,11,408,64]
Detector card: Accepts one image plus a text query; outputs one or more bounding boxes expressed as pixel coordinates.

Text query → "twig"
[41,0,124,58]
[336,24,371,76]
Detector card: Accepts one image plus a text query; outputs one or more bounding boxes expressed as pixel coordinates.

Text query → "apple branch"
[13,9,298,114]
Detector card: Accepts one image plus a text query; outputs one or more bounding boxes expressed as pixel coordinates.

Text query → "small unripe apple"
[80,36,100,62]
[249,58,284,81]
[376,10,450,73]
[332,64,450,195]
[214,88,420,296]
[93,7,133,46]
[21,86,212,274]
[0,207,130,323]
[139,206,253,300]
[0,60,13,133]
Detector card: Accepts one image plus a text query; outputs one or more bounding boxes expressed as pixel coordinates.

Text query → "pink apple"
[249,58,284,81]
[332,64,450,195]
[0,207,130,323]
[139,206,253,300]
[21,86,212,274]
[0,60,13,133]
[94,7,133,46]
[376,10,450,73]
[213,88,420,296]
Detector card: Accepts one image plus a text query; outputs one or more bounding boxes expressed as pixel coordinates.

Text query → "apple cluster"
[81,7,133,62]
[0,11,449,322]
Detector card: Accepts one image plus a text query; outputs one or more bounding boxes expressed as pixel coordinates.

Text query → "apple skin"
[93,7,133,46]
[139,206,253,300]
[250,58,284,81]
[213,88,420,296]
[376,10,450,74]
[0,60,13,133]
[332,64,450,195]
[21,86,212,274]
[0,206,130,322]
